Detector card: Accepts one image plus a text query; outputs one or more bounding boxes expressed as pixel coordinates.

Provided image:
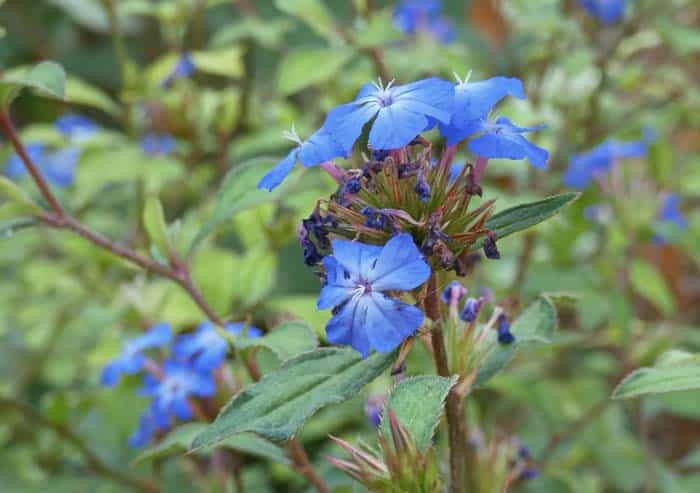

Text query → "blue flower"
[393,0,455,44]
[140,360,216,427]
[322,77,454,153]
[658,194,687,230]
[100,322,172,387]
[55,114,99,141]
[439,75,526,146]
[173,320,262,372]
[5,142,45,178]
[563,137,648,188]
[141,133,176,156]
[4,143,80,187]
[258,126,346,191]
[128,410,166,448]
[317,233,430,357]
[578,0,626,24]
[163,52,196,86]
[465,117,549,169]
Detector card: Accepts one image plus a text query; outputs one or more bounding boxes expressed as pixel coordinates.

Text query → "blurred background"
[0,0,698,492]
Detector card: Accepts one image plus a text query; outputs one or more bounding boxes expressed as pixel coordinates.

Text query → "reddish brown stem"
[288,438,332,493]
[426,275,468,493]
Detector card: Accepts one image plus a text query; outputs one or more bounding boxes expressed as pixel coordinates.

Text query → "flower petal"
[391,77,454,123]
[321,102,379,155]
[317,257,356,309]
[325,297,371,358]
[368,233,430,291]
[365,293,424,353]
[257,148,299,191]
[469,132,549,169]
[329,238,383,282]
[369,104,429,150]
[451,77,525,128]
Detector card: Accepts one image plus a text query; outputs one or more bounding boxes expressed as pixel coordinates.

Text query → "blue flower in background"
[563,136,648,188]
[173,320,262,372]
[579,0,626,25]
[496,314,515,345]
[55,114,99,141]
[141,133,176,156]
[317,233,430,357]
[5,142,45,178]
[465,116,549,169]
[100,322,172,387]
[658,194,687,230]
[4,142,80,187]
[257,126,345,191]
[393,0,455,44]
[141,360,216,427]
[129,410,166,448]
[322,77,454,154]
[163,53,196,87]
[439,75,526,146]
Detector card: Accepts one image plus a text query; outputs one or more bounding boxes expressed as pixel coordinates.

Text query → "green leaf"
[210,18,293,49]
[0,216,38,239]
[275,0,339,42]
[380,376,456,452]
[612,350,700,399]
[191,348,394,449]
[1,61,67,105]
[192,47,245,79]
[278,47,355,95]
[143,196,173,258]
[476,297,557,386]
[65,77,120,116]
[0,177,42,213]
[238,320,319,361]
[189,157,289,252]
[134,423,289,464]
[629,259,676,317]
[473,193,579,249]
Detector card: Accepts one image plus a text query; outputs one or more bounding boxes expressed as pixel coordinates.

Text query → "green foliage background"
[0,0,699,492]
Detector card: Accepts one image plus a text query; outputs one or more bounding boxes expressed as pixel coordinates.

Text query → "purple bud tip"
[440,281,467,305]
[415,171,431,202]
[497,314,515,345]
[364,394,385,428]
[460,297,482,322]
[519,467,540,481]
[483,233,501,260]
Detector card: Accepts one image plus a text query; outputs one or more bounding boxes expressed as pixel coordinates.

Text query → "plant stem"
[425,275,467,493]
[0,396,159,493]
[287,438,331,493]
[0,108,328,493]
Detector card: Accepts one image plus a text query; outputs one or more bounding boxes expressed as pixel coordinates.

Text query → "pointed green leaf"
[238,320,319,361]
[612,351,700,399]
[189,157,290,252]
[0,176,42,213]
[65,77,120,116]
[278,47,355,95]
[476,296,558,386]
[473,193,579,249]
[134,423,289,464]
[629,259,676,317]
[380,376,456,452]
[1,61,67,105]
[143,196,173,258]
[192,348,394,449]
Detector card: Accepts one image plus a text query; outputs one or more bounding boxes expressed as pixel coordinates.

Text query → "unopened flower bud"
[483,232,501,259]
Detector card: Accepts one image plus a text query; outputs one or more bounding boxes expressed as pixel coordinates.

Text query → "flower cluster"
[4,113,99,187]
[393,0,455,44]
[259,74,547,358]
[100,320,260,447]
